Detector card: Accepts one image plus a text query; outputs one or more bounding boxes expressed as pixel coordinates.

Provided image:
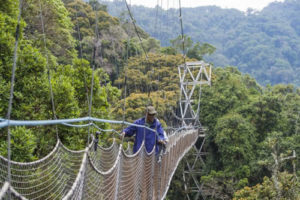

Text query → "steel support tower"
[178,61,211,200]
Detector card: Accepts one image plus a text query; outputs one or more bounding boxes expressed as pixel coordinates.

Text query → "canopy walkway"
[0,0,211,198]
[0,118,199,200]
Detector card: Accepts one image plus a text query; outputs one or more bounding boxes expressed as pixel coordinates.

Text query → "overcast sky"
[122,0,284,12]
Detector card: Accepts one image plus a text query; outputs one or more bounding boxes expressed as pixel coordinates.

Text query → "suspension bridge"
[0,59,211,200]
[0,59,212,200]
[0,0,213,199]
[0,117,199,199]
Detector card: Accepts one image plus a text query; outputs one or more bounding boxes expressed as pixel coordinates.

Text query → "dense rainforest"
[105,0,300,87]
[0,0,300,199]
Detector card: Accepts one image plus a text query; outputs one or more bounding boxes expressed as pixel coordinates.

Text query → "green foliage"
[115,53,184,95]
[165,160,187,200]
[0,127,37,162]
[200,67,256,134]
[12,41,50,120]
[121,20,149,39]
[0,0,121,158]
[193,66,300,198]
[234,172,300,200]
[64,0,128,77]
[187,42,216,60]
[201,169,250,200]
[113,91,176,127]
[112,50,300,199]
[160,46,177,55]
[106,1,300,86]
[141,37,161,53]
[0,0,25,116]
[0,0,19,15]
[215,113,255,169]
[52,66,80,119]
[123,38,143,58]
[0,78,9,115]
[22,0,77,65]
[248,94,283,142]
[113,53,186,126]
[170,34,216,60]
[51,58,120,148]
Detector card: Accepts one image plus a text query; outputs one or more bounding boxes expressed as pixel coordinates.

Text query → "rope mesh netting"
[0,140,87,200]
[0,128,198,200]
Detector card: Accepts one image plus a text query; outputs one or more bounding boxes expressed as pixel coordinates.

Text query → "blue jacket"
[123,117,165,154]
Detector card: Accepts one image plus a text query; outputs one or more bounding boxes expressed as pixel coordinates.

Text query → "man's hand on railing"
[120,132,126,140]
[158,140,167,145]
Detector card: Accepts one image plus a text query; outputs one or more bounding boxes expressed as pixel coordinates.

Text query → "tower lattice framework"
[178,61,212,200]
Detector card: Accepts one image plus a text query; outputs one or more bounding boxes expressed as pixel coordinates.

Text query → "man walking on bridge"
[122,106,167,154]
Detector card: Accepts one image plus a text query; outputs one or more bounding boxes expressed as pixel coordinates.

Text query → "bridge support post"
[183,131,207,200]
[178,61,211,199]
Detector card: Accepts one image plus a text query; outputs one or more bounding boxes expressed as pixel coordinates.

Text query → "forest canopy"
[106,0,300,87]
[0,0,299,199]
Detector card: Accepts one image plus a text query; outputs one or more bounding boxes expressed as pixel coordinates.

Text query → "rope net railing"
[0,125,198,200]
[0,139,88,200]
